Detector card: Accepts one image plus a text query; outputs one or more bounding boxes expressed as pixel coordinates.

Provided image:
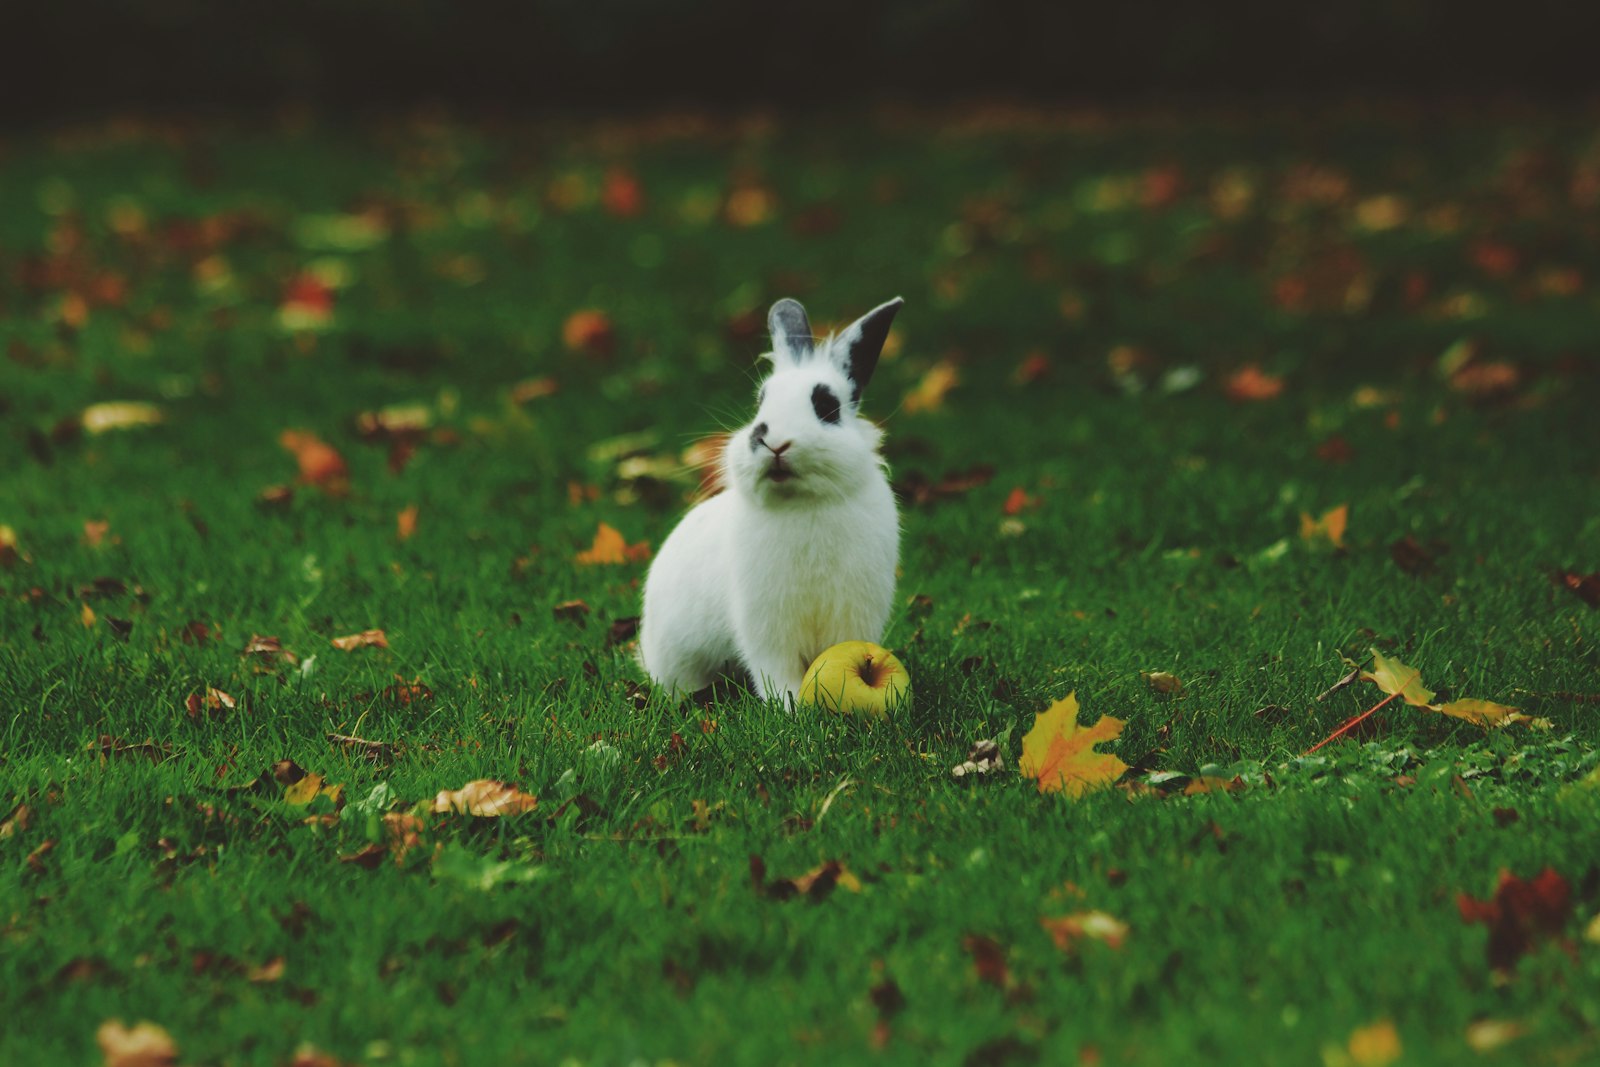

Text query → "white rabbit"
[639,296,903,703]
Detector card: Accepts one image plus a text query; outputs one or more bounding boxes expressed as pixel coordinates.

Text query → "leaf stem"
[1303,670,1421,755]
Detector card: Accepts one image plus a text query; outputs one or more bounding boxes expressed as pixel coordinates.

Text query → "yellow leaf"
[1346,1019,1402,1067]
[81,401,163,435]
[1360,649,1436,708]
[575,522,650,565]
[1019,693,1128,798]
[1436,698,1536,729]
[902,361,960,414]
[1299,504,1349,549]
[81,602,97,628]
[283,772,343,809]
[433,779,539,817]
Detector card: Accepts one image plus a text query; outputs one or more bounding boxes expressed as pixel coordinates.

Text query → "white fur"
[639,299,902,703]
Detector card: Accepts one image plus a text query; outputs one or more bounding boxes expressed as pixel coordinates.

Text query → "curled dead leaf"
[433,780,539,817]
[330,629,387,652]
[184,687,236,720]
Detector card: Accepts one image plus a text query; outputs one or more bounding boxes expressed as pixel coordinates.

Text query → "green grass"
[2,108,1599,1066]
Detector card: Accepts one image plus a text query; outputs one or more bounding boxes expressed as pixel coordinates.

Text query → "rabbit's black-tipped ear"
[768,298,814,363]
[834,297,903,405]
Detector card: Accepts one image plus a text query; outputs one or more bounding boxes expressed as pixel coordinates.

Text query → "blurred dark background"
[6,0,1599,124]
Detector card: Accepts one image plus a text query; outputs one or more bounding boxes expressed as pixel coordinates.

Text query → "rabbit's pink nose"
[768,440,792,457]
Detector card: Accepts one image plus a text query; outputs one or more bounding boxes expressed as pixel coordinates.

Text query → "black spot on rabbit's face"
[811,384,842,425]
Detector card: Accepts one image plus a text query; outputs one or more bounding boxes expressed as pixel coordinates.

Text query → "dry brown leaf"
[433,780,539,817]
[396,505,418,542]
[1554,569,1600,608]
[242,634,298,665]
[184,687,235,720]
[1,803,32,839]
[331,629,388,652]
[1143,671,1184,695]
[96,1020,179,1067]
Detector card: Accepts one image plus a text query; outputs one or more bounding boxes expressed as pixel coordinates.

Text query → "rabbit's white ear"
[768,298,814,364]
[832,297,902,405]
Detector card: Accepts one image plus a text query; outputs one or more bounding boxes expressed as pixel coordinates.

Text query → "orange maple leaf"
[575,522,651,565]
[1019,693,1128,797]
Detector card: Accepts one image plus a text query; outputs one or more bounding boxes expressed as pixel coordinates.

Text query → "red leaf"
[1457,867,1572,972]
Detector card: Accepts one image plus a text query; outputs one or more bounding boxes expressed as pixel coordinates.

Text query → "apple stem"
[858,655,879,688]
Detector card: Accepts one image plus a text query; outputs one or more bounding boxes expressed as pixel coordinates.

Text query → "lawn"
[2,107,1599,1066]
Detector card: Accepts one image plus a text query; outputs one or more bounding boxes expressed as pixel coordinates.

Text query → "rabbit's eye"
[811,385,841,425]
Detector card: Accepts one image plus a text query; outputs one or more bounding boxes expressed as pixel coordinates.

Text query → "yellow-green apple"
[799,641,910,717]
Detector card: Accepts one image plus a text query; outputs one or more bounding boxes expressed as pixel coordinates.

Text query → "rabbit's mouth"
[765,464,797,484]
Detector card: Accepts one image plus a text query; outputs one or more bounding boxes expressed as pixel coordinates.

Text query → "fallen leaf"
[331,629,387,651]
[96,1020,178,1067]
[1143,671,1183,695]
[748,855,862,901]
[1039,910,1129,952]
[575,522,651,565]
[961,934,1010,988]
[83,520,112,547]
[26,838,55,873]
[81,401,164,435]
[433,780,539,817]
[1345,1020,1402,1067]
[951,739,1004,779]
[284,772,344,809]
[1464,1019,1527,1054]
[1002,487,1038,516]
[1436,698,1539,729]
[279,430,349,491]
[1450,361,1521,399]
[553,600,591,626]
[1458,866,1572,972]
[1,803,32,839]
[1360,650,1437,708]
[1019,693,1129,797]
[1315,435,1354,464]
[562,309,615,357]
[602,167,645,217]
[510,377,560,404]
[279,272,335,331]
[902,361,960,414]
[81,602,97,628]
[242,634,298,666]
[184,687,235,720]
[396,505,418,541]
[0,525,24,566]
[1390,535,1446,575]
[1224,365,1284,402]
[1299,504,1349,549]
[724,185,776,227]
[1553,570,1600,608]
